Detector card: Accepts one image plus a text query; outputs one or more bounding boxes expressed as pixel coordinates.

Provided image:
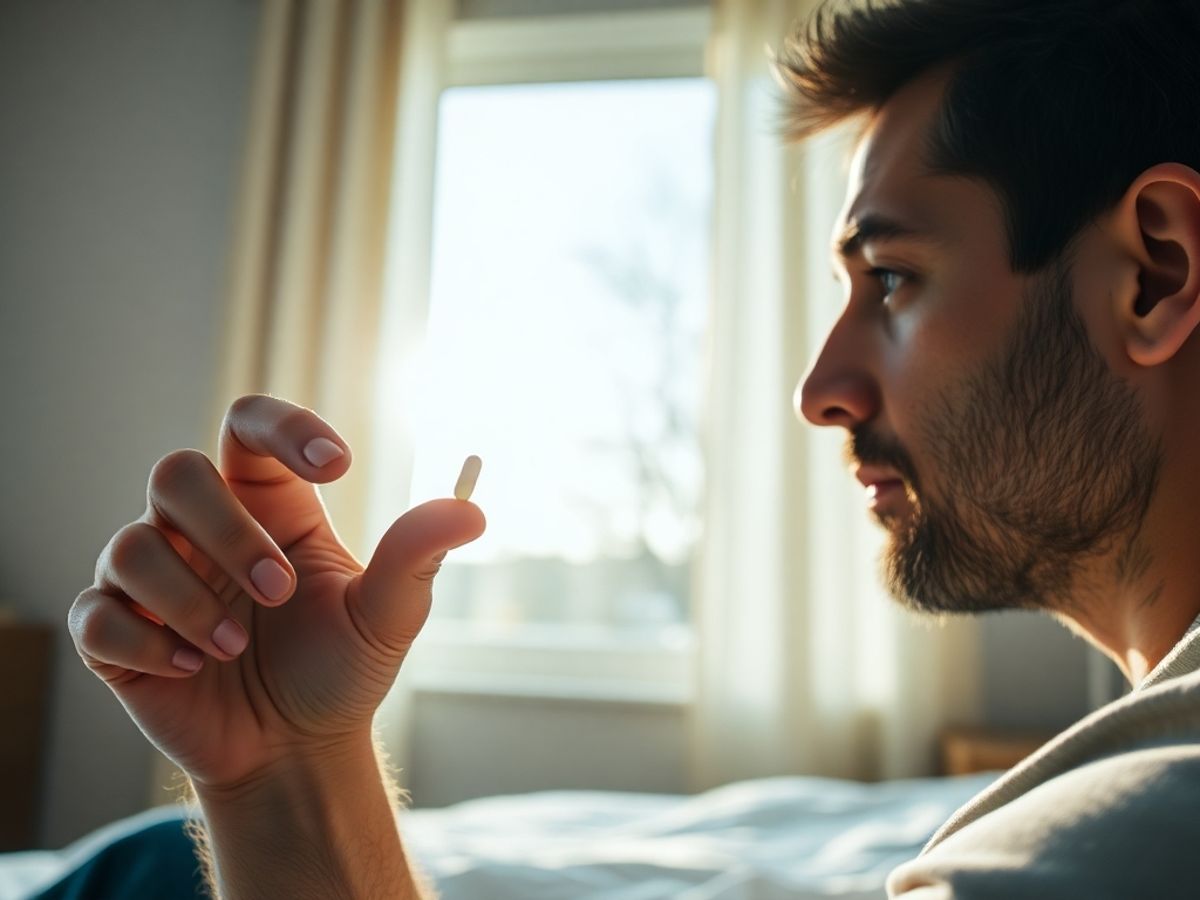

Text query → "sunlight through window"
[390,78,714,639]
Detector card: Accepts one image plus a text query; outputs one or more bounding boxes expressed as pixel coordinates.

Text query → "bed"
[0,772,997,899]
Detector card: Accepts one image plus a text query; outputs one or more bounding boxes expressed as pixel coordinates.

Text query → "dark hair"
[774,0,1200,272]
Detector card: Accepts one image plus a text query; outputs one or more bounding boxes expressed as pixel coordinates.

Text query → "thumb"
[351,498,486,655]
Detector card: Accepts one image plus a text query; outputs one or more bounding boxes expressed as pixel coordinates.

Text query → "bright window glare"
[396,78,714,633]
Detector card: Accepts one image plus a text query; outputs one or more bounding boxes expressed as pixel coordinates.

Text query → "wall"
[0,0,260,846]
[979,612,1099,732]
[408,692,687,806]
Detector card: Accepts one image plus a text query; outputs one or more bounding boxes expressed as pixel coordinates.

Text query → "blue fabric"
[30,818,205,900]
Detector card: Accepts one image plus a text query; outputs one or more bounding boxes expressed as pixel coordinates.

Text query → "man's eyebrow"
[833,214,938,260]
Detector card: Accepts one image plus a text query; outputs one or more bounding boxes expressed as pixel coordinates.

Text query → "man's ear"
[1113,163,1200,367]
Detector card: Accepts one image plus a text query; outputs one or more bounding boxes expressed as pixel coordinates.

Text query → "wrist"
[190,732,427,900]
[191,731,379,809]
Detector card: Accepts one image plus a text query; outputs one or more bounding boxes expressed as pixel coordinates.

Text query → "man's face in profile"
[797,72,1162,617]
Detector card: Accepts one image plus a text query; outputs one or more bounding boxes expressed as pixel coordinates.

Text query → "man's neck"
[1056,465,1200,685]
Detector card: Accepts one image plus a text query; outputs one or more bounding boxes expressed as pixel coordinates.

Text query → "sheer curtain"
[204,0,473,790]
[210,0,413,560]
[689,0,983,789]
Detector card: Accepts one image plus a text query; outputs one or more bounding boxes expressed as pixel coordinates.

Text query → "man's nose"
[794,323,879,430]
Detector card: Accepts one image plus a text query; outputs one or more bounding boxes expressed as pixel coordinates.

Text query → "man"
[68,0,1200,896]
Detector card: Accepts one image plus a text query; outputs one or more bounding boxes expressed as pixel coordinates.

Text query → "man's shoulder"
[944,739,1200,841]
[888,743,1200,898]
[929,664,1200,845]
[885,669,1200,899]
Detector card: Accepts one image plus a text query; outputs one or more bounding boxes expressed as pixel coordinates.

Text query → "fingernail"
[303,437,344,467]
[251,558,291,602]
[212,618,249,657]
[173,647,204,672]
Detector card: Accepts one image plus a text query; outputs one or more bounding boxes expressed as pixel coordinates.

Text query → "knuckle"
[148,448,212,499]
[107,522,161,572]
[66,589,94,642]
[227,393,260,420]
[73,595,113,654]
[227,393,273,424]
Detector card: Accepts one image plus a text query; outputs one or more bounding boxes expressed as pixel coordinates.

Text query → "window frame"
[445,7,712,86]
[384,4,713,707]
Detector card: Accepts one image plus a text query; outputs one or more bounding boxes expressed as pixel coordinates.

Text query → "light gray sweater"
[888,617,1200,898]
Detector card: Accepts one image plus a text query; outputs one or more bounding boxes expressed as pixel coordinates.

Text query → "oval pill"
[454,454,482,500]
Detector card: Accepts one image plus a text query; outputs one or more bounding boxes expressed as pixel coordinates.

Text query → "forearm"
[190,738,435,900]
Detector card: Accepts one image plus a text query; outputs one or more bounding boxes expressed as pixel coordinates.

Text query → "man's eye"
[867,267,906,298]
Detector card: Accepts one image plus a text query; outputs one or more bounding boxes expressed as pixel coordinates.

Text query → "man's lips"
[854,465,904,490]
[854,466,907,506]
[865,481,905,503]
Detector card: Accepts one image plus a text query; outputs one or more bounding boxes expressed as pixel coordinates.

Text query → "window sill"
[405,621,695,706]
[411,673,690,707]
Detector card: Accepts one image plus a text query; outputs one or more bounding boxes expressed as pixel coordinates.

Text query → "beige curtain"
[689,0,983,790]
[196,0,452,793]
[211,0,407,561]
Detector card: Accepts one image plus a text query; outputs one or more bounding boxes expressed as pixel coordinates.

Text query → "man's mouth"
[854,466,908,511]
[865,479,905,508]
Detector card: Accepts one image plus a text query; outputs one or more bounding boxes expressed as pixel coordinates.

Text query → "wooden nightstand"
[0,620,55,850]
[939,726,1056,776]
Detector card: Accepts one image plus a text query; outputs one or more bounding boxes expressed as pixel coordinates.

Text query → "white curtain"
[207,0,452,789]
[210,0,411,561]
[689,0,983,789]
[147,0,423,801]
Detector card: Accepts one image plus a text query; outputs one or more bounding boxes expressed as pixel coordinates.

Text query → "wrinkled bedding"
[0,773,996,900]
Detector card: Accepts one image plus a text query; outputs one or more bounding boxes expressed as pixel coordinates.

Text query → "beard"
[854,261,1163,616]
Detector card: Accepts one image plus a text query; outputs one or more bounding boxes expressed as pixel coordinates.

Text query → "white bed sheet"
[405,773,997,899]
[0,772,997,900]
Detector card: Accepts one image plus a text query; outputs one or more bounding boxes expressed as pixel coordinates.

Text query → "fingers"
[218,393,351,485]
[351,498,487,654]
[99,522,249,661]
[69,586,209,679]
[144,449,295,606]
[70,392,356,684]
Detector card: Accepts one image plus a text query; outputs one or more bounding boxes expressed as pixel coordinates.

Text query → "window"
[373,6,713,701]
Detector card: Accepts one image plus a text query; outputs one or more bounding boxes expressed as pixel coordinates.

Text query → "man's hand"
[68,393,486,792]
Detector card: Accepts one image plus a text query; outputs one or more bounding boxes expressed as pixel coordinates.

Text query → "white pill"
[454,454,482,500]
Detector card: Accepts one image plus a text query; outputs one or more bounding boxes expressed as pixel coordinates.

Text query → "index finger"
[218,394,351,484]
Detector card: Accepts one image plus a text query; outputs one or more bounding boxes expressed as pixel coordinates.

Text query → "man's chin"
[871,509,906,531]
[879,563,977,616]
[879,516,985,615]
[870,496,917,535]
[880,540,1042,617]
